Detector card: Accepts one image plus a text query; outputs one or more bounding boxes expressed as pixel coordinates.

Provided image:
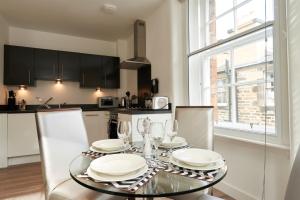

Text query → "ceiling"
[0,0,163,41]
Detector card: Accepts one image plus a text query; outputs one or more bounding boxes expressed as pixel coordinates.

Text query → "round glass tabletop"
[69,151,227,198]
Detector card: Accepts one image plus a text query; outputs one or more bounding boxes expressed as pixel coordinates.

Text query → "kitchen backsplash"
[5,80,118,105]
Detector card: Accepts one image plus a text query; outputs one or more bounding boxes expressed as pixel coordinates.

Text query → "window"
[188,0,278,136]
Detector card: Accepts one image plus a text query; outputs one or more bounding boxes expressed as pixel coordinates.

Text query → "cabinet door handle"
[28,70,31,85]
[53,64,56,79]
[85,114,99,117]
[105,72,106,87]
[82,72,85,86]
[61,64,64,80]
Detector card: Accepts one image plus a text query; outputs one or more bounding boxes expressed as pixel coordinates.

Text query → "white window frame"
[188,0,289,145]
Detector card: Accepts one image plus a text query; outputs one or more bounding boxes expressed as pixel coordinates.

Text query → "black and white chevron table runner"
[81,149,223,192]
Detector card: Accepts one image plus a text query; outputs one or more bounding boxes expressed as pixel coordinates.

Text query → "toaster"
[152,97,169,109]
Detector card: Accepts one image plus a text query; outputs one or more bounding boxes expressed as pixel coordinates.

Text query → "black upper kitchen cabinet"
[35,49,80,81]
[4,44,120,88]
[79,54,102,88]
[35,48,58,80]
[58,51,80,81]
[4,45,35,86]
[102,56,120,89]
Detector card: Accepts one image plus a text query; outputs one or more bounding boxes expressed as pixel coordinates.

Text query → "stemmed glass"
[165,119,179,153]
[149,122,165,160]
[117,121,132,148]
[137,118,146,139]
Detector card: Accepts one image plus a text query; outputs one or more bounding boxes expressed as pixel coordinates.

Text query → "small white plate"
[92,139,124,151]
[89,144,130,153]
[87,165,148,182]
[170,156,225,171]
[172,148,222,167]
[90,154,146,176]
[160,137,187,149]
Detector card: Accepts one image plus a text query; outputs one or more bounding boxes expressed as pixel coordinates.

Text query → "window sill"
[215,123,275,135]
[214,133,290,151]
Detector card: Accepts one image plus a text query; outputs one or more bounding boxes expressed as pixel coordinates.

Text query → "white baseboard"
[8,154,41,166]
[215,181,258,200]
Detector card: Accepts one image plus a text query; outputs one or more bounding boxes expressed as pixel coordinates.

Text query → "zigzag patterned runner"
[80,150,160,192]
[80,150,224,192]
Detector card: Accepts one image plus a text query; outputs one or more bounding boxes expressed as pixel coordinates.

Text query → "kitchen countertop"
[117,108,171,114]
[0,104,172,114]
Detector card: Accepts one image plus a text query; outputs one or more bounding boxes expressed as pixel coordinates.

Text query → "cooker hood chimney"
[120,20,150,69]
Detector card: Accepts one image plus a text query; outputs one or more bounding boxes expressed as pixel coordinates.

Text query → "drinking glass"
[137,117,151,138]
[165,119,179,152]
[149,122,165,159]
[117,121,131,148]
[137,118,146,139]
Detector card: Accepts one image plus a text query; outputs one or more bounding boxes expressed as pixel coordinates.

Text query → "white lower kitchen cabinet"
[7,113,40,158]
[83,111,110,144]
[0,114,8,168]
[118,113,172,142]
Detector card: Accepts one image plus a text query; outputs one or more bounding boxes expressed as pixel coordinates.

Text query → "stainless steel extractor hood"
[120,20,150,69]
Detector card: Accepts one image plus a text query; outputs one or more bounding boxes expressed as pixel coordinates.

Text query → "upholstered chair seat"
[175,106,214,150]
[49,179,123,200]
[173,106,222,200]
[36,109,125,200]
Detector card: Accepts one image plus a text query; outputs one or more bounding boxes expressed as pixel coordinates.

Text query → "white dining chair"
[175,106,214,150]
[172,106,222,200]
[285,147,300,200]
[36,108,124,200]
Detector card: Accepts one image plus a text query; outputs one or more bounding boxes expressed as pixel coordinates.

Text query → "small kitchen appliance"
[152,96,169,109]
[98,96,118,108]
[7,90,17,110]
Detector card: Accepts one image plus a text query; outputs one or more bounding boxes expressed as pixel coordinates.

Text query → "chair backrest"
[35,109,89,197]
[285,147,300,200]
[175,106,214,150]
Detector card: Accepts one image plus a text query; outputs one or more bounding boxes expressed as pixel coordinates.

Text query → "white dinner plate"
[170,156,225,171]
[90,154,146,176]
[89,144,130,153]
[159,137,187,149]
[87,165,148,182]
[92,139,124,151]
[172,148,223,167]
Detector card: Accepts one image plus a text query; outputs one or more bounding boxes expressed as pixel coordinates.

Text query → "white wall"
[287,0,300,160]
[214,137,290,200]
[117,38,137,98]
[3,26,137,104]
[8,27,116,56]
[145,0,173,100]
[7,81,117,105]
[0,15,9,104]
[169,0,188,106]
[145,0,188,107]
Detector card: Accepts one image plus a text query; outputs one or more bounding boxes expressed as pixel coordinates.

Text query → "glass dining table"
[69,146,227,200]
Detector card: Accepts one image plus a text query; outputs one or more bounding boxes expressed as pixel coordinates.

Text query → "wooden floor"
[0,163,235,200]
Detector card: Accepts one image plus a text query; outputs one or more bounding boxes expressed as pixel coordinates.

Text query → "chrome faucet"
[36,97,54,109]
[58,102,67,109]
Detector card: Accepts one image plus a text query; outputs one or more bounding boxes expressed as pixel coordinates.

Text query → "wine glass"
[165,119,179,153]
[137,118,146,139]
[149,122,165,160]
[137,117,151,139]
[117,121,131,148]
[125,121,132,146]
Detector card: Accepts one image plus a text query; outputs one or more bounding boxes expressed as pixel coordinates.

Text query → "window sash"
[207,0,254,23]
[188,21,274,57]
